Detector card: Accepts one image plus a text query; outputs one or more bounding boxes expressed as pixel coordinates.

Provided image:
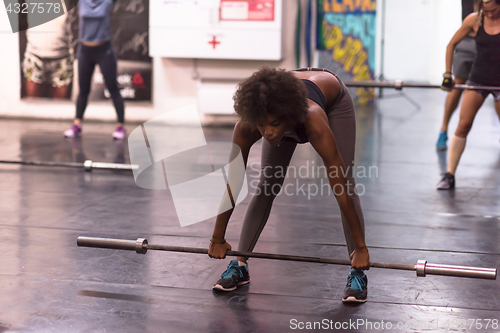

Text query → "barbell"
[0,159,138,172]
[344,80,500,91]
[77,236,497,280]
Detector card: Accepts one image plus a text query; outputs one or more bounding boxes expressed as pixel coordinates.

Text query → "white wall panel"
[149,0,283,60]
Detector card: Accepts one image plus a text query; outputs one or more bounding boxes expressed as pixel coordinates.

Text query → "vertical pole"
[296,0,302,68]
[378,0,386,98]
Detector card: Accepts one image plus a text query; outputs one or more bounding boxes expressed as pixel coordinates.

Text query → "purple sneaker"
[112,126,126,140]
[64,124,81,137]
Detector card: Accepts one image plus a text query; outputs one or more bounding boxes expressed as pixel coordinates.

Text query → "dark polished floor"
[1,89,499,332]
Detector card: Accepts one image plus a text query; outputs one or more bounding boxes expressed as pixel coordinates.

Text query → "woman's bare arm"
[209,121,261,258]
[305,107,369,270]
[445,13,478,73]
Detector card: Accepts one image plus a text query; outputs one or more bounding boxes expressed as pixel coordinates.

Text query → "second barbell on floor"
[0,159,138,172]
[344,80,500,91]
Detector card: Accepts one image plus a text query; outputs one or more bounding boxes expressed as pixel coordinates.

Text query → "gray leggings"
[237,78,364,257]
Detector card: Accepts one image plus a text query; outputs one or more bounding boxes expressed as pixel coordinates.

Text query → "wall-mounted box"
[149,0,283,60]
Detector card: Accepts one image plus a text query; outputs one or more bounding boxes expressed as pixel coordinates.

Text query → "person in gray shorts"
[208,67,370,303]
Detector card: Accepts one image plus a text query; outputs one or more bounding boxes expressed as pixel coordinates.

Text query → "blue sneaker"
[212,259,250,292]
[342,269,368,303]
[436,130,448,151]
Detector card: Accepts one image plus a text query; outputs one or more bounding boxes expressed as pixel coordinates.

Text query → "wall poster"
[18,0,152,102]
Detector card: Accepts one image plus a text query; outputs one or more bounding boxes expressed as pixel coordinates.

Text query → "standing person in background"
[437,0,476,150]
[64,0,125,140]
[437,0,500,190]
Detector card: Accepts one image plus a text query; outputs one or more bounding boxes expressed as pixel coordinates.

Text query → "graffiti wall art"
[317,0,377,104]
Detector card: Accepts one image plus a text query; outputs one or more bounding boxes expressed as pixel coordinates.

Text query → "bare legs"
[440,77,468,132]
[495,100,500,126]
[447,90,486,175]
[24,78,70,99]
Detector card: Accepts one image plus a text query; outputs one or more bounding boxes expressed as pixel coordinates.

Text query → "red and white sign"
[208,36,221,49]
[220,0,274,21]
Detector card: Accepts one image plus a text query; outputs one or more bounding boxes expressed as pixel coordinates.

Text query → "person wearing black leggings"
[208,67,370,303]
[64,0,125,139]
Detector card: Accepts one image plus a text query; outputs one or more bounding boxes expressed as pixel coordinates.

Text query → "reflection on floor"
[1,89,499,332]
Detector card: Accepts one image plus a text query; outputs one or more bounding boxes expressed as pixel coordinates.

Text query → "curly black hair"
[233,67,309,128]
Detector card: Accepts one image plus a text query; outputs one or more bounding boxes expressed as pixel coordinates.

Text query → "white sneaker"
[64,124,82,137]
[112,126,126,140]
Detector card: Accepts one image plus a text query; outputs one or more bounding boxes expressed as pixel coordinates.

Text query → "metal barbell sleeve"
[77,236,148,254]
[83,160,139,172]
[416,260,496,279]
[77,237,497,280]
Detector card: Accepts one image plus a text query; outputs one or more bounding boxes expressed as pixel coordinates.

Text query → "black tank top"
[281,80,327,144]
[468,20,500,86]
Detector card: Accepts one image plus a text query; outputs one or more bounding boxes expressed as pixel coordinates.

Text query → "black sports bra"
[280,79,327,144]
[301,79,327,111]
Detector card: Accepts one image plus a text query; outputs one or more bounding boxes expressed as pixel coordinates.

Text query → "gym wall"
[0,0,461,124]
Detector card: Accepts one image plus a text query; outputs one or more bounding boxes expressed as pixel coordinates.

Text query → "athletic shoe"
[112,126,126,140]
[212,259,250,292]
[342,269,367,303]
[437,172,455,190]
[64,124,81,137]
[436,130,448,151]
